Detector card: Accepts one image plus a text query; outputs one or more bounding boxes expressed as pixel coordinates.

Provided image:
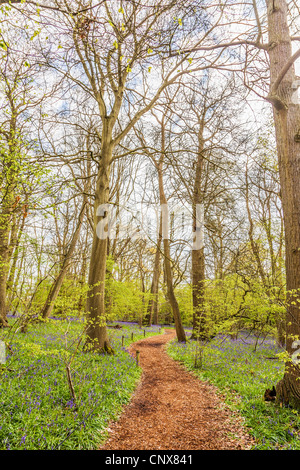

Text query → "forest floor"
[99,329,255,450]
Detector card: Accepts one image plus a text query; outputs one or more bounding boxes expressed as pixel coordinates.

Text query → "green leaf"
[30,29,40,41]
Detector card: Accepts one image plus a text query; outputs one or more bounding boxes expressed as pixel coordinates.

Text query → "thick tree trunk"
[84,143,113,354]
[191,244,205,339]
[191,125,206,340]
[267,0,300,408]
[41,199,87,319]
[152,294,159,325]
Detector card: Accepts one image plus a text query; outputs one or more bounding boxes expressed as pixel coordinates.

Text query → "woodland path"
[100,329,254,450]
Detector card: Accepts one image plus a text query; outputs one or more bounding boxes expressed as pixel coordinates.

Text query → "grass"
[2,318,299,450]
[0,317,161,450]
[167,329,300,450]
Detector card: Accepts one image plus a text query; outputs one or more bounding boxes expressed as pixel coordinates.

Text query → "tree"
[241,134,285,345]
[0,24,49,326]
[37,0,211,351]
[161,71,246,339]
[144,212,162,326]
[265,0,300,407]
[166,0,300,409]
[134,98,187,341]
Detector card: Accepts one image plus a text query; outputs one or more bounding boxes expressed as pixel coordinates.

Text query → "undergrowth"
[0,318,161,450]
[167,330,300,450]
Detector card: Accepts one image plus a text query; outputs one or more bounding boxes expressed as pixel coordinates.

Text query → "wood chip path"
[100,329,254,450]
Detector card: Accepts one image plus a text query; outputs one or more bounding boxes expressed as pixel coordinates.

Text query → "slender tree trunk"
[144,213,162,327]
[41,199,87,319]
[6,209,26,312]
[137,247,146,327]
[78,232,88,316]
[84,141,113,353]
[0,268,9,327]
[157,159,186,343]
[267,0,300,408]
[245,162,269,288]
[0,208,12,327]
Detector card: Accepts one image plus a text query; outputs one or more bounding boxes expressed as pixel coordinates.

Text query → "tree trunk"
[6,209,26,313]
[191,242,205,339]
[158,159,186,343]
[78,233,88,316]
[84,142,113,354]
[267,0,300,408]
[191,123,206,339]
[162,236,186,342]
[152,294,159,325]
[0,209,12,327]
[0,267,9,327]
[144,213,162,326]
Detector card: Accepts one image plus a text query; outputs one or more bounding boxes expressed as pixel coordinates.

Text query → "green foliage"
[106,279,149,322]
[52,279,89,318]
[104,257,150,323]
[175,285,193,325]
[190,274,285,340]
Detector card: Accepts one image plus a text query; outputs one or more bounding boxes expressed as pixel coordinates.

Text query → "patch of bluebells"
[0,318,161,450]
[167,330,300,450]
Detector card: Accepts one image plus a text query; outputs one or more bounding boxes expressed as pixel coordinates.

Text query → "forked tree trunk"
[267,0,300,408]
[84,143,113,354]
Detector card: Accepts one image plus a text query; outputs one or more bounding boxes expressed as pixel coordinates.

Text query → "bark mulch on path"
[100,329,255,451]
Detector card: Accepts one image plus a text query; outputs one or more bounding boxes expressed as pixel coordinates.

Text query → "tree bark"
[6,208,26,313]
[191,236,205,338]
[267,0,300,408]
[191,122,206,339]
[144,213,162,326]
[157,152,186,343]
[84,140,114,354]
[0,205,13,327]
